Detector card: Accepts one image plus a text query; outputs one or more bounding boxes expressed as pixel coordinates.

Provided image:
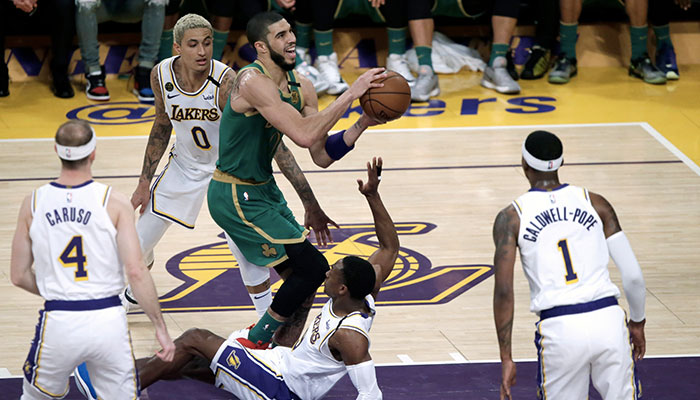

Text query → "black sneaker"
[521,46,551,80]
[132,66,154,103]
[85,68,110,101]
[506,49,519,81]
[51,67,74,99]
[629,54,666,84]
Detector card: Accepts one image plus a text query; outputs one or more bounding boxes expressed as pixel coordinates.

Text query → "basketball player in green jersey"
[208,11,387,347]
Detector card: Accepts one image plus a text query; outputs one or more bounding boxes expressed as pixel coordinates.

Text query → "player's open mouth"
[285,46,295,55]
[196,59,207,65]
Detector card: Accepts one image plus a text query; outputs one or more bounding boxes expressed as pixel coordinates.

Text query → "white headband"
[56,127,97,161]
[522,141,563,172]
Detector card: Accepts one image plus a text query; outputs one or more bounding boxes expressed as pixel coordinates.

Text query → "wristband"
[325,130,354,160]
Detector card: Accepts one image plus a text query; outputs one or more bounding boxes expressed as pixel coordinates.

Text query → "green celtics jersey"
[217,61,304,182]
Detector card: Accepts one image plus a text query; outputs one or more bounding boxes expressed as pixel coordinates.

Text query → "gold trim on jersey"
[215,67,231,111]
[215,368,268,399]
[32,190,37,213]
[102,186,111,207]
[537,322,549,399]
[213,169,270,186]
[150,157,196,229]
[33,313,70,398]
[169,56,213,97]
[230,185,308,246]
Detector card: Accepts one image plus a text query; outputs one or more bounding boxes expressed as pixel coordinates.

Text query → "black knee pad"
[270,240,329,317]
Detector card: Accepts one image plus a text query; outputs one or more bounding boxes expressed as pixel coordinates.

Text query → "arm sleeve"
[607,231,646,322]
[347,360,382,400]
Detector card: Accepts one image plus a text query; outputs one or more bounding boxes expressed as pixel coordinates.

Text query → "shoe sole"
[629,70,666,85]
[133,89,155,103]
[411,86,440,102]
[86,92,110,101]
[666,71,679,80]
[480,79,520,94]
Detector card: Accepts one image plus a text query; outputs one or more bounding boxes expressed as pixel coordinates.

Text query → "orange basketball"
[359,70,411,122]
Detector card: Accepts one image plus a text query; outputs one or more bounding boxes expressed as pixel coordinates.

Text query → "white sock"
[249,288,272,318]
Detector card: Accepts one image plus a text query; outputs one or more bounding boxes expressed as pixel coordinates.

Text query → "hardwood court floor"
[1,66,700,378]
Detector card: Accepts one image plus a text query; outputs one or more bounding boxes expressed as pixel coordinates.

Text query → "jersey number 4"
[59,236,88,281]
[557,239,579,284]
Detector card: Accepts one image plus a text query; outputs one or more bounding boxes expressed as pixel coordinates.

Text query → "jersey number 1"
[557,239,579,284]
[59,236,88,281]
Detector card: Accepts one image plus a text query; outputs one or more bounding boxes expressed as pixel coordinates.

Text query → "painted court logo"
[158,223,493,313]
[66,102,155,125]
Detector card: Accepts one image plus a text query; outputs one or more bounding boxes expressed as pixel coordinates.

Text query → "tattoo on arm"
[497,317,513,353]
[218,70,235,110]
[274,141,317,207]
[140,121,172,181]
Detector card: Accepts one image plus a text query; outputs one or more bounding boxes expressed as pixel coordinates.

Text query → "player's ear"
[254,40,268,54]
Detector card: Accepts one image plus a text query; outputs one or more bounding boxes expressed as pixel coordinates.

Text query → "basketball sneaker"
[506,50,519,81]
[481,56,521,94]
[73,363,98,400]
[410,65,439,102]
[133,65,155,103]
[85,68,110,101]
[655,46,679,80]
[521,46,551,80]
[315,52,349,95]
[629,54,666,84]
[235,324,271,350]
[296,46,312,65]
[386,53,416,87]
[548,57,577,84]
[295,61,329,94]
[51,65,74,99]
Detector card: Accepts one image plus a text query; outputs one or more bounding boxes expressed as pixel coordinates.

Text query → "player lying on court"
[492,130,646,400]
[134,158,395,400]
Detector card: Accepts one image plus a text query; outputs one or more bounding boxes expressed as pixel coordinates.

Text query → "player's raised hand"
[304,205,339,247]
[629,319,646,361]
[131,180,152,214]
[357,157,382,196]
[155,327,176,362]
[500,358,517,400]
[348,68,387,100]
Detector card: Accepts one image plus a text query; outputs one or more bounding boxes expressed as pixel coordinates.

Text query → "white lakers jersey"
[29,181,124,301]
[513,184,620,313]
[281,295,376,400]
[156,56,231,178]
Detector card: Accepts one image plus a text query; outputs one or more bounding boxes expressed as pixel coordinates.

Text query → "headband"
[56,127,97,161]
[522,141,562,172]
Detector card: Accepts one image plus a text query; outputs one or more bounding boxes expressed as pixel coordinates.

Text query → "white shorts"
[224,232,271,286]
[210,331,298,400]
[535,302,641,400]
[22,298,137,400]
[150,156,211,229]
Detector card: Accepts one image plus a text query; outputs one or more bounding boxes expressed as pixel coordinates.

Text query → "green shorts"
[207,170,308,267]
[335,0,385,24]
[432,0,486,18]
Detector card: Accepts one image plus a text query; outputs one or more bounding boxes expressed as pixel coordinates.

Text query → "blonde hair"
[173,14,213,45]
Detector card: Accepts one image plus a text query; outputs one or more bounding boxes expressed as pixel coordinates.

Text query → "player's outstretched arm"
[235,68,386,149]
[273,139,338,246]
[131,66,173,214]
[590,191,646,360]
[217,69,236,112]
[109,190,175,362]
[492,205,519,400]
[329,329,381,400]
[10,195,40,295]
[359,158,399,299]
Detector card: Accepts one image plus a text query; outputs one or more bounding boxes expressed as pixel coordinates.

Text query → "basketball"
[360,70,411,122]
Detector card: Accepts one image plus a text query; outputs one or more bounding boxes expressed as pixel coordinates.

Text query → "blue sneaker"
[132,66,155,103]
[73,362,98,399]
[656,46,679,80]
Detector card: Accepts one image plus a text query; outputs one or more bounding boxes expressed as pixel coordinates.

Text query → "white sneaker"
[314,52,349,95]
[481,56,521,94]
[411,66,440,102]
[295,61,329,94]
[296,46,312,65]
[386,53,416,87]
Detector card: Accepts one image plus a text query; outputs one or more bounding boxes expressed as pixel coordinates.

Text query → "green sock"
[248,311,284,344]
[314,29,334,57]
[652,24,672,50]
[296,22,312,49]
[489,43,509,66]
[630,25,648,60]
[158,29,173,61]
[559,22,578,59]
[212,29,229,61]
[415,46,433,70]
[387,27,407,56]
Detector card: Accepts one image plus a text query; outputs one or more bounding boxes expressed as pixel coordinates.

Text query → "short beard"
[269,47,295,71]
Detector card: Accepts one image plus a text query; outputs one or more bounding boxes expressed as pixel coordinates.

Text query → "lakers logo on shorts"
[157,223,494,312]
[227,350,241,369]
[261,244,277,257]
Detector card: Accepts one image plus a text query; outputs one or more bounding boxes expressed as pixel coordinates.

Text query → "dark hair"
[55,120,94,169]
[246,11,285,49]
[340,256,376,300]
[524,130,563,161]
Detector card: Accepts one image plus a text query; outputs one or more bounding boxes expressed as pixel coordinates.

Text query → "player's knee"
[179,328,212,352]
[285,240,329,286]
